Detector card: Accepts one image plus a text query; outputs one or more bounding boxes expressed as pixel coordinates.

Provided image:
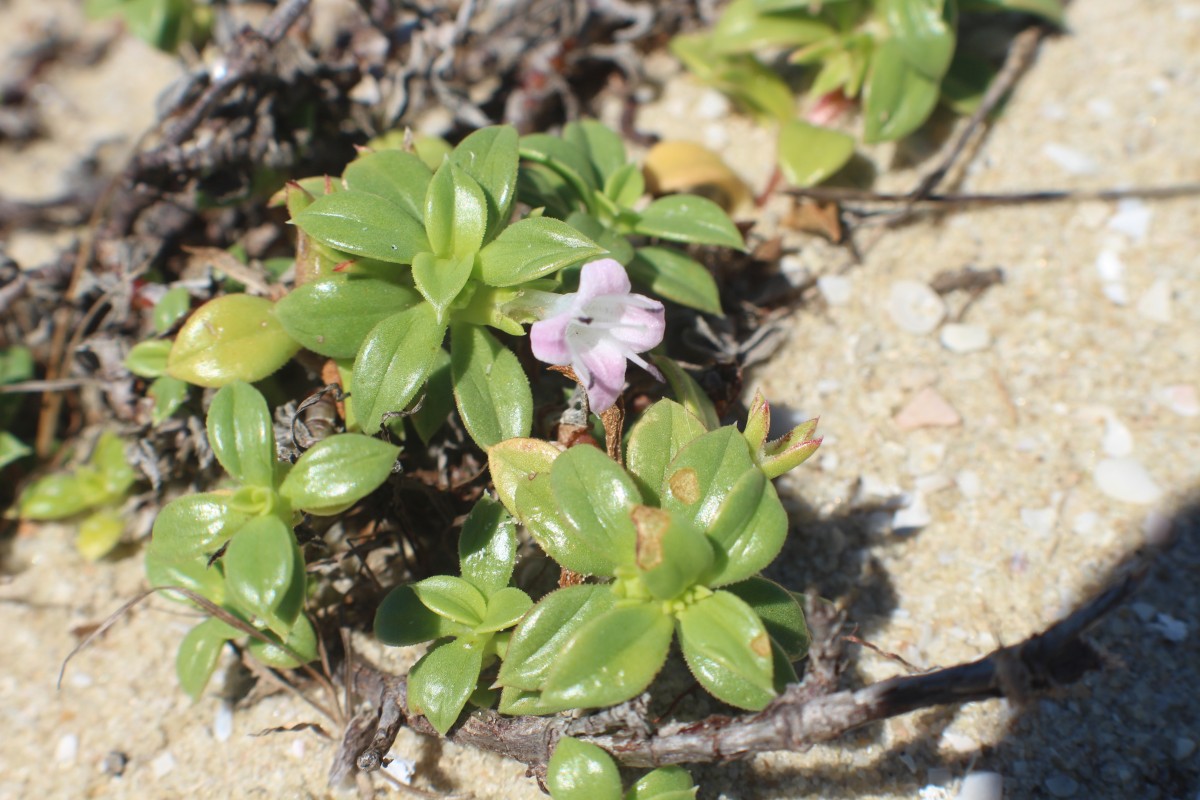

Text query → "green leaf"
[628,248,721,314]
[723,577,810,660]
[672,35,795,121]
[881,0,956,81]
[517,162,579,220]
[425,162,488,259]
[603,162,645,209]
[451,125,520,242]
[477,217,606,287]
[549,444,642,576]
[374,584,471,646]
[167,294,301,387]
[540,603,673,711]
[458,494,518,595]
[677,590,775,710]
[520,134,599,198]
[412,575,488,627]
[497,585,617,693]
[76,508,125,561]
[626,766,697,800]
[564,120,628,185]
[278,433,399,515]
[939,51,996,115]
[547,737,623,800]
[476,587,532,633]
[248,613,318,668]
[207,381,276,488]
[652,355,719,432]
[148,492,252,564]
[960,0,1063,24]
[90,431,137,497]
[633,195,745,250]
[709,0,835,53]
[632,506,714,601]
[662,427,788,586]
[487,437,561,517]
[176,618,233,699]
[293,189,430,265]
[0,431,31,469]
[564,211,635,265]
[410,348,453,443]
[274,276,421,359]
[408,637,486,735]
[412,251,475,320]
[777,120,856,187]
[450,323,533,451]
[222,515,305,636]
[625,399,711,505]
[154,286,191,333]
[144,548,226,605]
[352,304,447,433]
[862,40,943,143]
[343,149,432,222]
[18,474,96,520]
[149,375,189,424]
[125,339,172,378]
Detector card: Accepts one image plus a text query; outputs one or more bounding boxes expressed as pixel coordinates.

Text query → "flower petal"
[576,340,628,412]
[530,313,573,364]
[575,258,631,304]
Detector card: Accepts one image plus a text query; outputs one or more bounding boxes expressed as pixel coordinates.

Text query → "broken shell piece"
[642,140,751,213]
[894,387,962,430]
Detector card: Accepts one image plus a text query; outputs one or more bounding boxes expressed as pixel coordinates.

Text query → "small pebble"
[1045,772,1079,797]
[956,470,981,498]
[894,387,962,430]
[1174,737,1197,761]
[55,733,79,764]
[1107,199,1152,241]
[1043,143,1098,175]
[939,730,979,754]
[1151,613,1188,643]
[893,492,932,532]
[1095,249,1128,306]
[1087,97,1115,118]
[1157,384,1199,416]
[100,751,129,777]
[152,750,177,778]
[1093,458,1163,504]
[383,754,416,784]
[956,771,1003,800]
[817,274,852,306]
[1102,415,1134,457]
[888,280,946,334]
[1136,278,1172,323]
[907,443,946,475]
[213,700,233,742]
[939,323,991,353]
[696,89,731,120]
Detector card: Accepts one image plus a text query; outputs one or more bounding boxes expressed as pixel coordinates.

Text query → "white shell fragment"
[888,280,946,334]
[1043,142,1099,175]
[956,772,1003,800]
[1102,415,1134,457]
[1093,458,1163,504]
[1157,384,1199,417]
[1095,249,1128,306]
[1107,198,1152,241]
[939,323,991,353]
[817,274,852,306]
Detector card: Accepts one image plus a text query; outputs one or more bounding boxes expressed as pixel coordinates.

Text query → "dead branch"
[338,568,1138,782]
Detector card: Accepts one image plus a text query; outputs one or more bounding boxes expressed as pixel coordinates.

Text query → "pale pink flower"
[530,259,665,412]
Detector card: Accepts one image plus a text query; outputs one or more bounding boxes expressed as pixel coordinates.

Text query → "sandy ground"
[1,0,1198,798]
